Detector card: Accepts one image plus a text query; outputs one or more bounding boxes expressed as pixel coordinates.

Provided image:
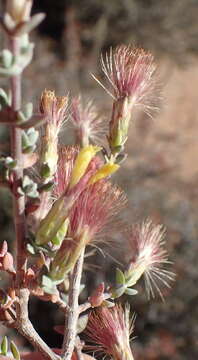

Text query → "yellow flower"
[69,145,101,188]
[89,162,119,184]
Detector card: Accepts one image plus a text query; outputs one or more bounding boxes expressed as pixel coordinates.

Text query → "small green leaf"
[22,128,38,152]
[10,341,20,360]
[0,43,34,77]
[124,288,138,296]
[1,336,8,355]
[116,268,125,286]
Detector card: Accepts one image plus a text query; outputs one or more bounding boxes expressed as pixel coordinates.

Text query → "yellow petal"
[89,163,119,184]
[69,145,101,188]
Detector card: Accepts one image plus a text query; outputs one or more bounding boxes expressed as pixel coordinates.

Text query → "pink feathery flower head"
[97,45,157,152]
[101,45,156,106]
[68,180,127,244]
[125,219,174,300]
[71,96,107,146]
[85,304,135,360]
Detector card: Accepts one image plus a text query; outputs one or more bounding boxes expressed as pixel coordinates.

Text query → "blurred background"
[1,0,198,359]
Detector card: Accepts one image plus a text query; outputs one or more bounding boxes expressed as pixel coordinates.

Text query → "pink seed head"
[68,181,126,243]
[71,96,107,146]
[126,219,174,300]
[85,304,134,360]
[102,46,156,109]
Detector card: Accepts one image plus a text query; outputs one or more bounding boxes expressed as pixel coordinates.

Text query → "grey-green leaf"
[116,268,125,286]
[124,288,138,296]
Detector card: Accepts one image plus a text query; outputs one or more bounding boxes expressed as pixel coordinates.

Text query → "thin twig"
[62,248,85,360]
[15,288,60,360]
